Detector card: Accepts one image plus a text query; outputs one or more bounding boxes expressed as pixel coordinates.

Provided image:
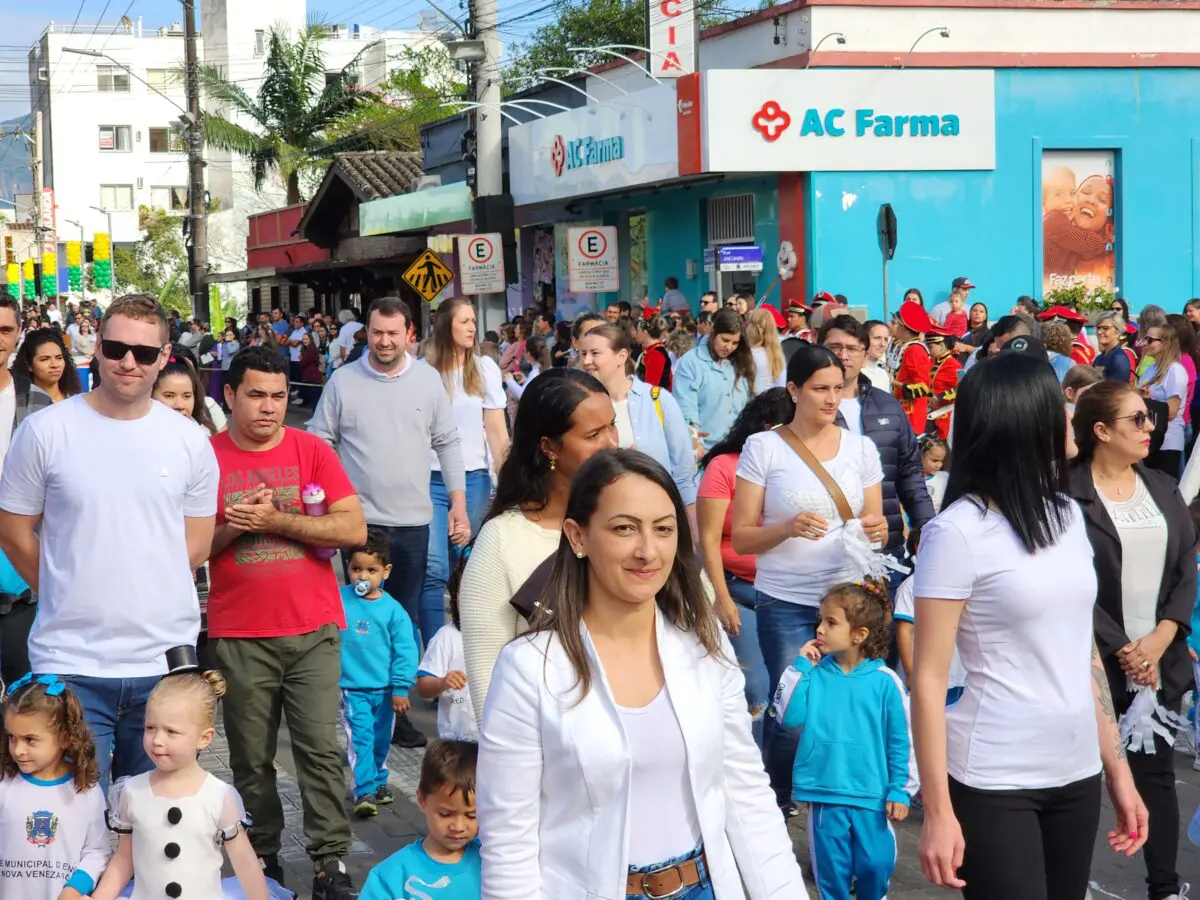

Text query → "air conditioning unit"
[157,27,168,37]
[37,67,48,82]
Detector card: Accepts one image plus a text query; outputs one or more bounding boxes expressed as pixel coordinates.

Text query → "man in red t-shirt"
[207,346,367,900]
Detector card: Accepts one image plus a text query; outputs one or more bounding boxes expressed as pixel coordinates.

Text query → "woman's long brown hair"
[426,296,484,398]
[529,449,728,702]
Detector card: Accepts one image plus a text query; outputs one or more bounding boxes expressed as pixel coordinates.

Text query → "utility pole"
[31,111,46,300]
[183,0,208,321]
[469,0,505,333]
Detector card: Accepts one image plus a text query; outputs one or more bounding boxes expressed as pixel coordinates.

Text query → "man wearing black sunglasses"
[0,294,219,793]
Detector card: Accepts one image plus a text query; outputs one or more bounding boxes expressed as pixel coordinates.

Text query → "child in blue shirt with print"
[340,529,419,818]
[361,740,481,900]
[779,579,910,900]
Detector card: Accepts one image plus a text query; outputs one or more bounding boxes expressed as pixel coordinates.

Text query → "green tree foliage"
[323,45,466,153]
[110,207,192,316]
[503,0,755,85]
[199,25,373,204]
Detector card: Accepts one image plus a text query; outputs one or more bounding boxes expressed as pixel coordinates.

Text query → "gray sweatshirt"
[308,353,465,527]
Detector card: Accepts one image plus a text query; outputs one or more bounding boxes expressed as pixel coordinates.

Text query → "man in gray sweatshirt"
[309,296,467,684]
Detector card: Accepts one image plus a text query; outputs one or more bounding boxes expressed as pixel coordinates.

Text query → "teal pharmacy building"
[505,62,1200,319]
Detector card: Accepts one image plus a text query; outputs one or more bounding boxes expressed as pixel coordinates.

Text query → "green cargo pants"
[214,623,351,865]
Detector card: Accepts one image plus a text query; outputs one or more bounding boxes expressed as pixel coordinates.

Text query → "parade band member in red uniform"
[1038,305,1095,366]
[891,300,934,434]
[784,300,813,342]
[926,325,963,442]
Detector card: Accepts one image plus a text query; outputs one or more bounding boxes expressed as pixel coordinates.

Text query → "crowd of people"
[0,279,1195,900]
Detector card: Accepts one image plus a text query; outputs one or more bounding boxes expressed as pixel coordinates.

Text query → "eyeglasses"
[1114,411,1156,431]
[100,339,163,366]
[1145,336,1165,346]
[824,343,866,356]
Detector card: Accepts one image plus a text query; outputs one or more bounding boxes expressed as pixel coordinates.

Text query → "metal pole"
[183,0,208,321]
[882,258,890,321]
[32,110,45,299]
[471,0,504,332]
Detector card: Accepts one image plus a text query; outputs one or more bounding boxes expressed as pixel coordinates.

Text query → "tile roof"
[330,152,425,200]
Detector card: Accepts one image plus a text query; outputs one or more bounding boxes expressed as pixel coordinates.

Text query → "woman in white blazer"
[477,448,806,900]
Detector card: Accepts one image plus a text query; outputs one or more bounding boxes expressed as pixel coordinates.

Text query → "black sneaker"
[313,859,359,900]
[391,713,427,748]
[374,784,395,805]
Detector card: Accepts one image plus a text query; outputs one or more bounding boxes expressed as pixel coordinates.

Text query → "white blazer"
[477,609,807,899]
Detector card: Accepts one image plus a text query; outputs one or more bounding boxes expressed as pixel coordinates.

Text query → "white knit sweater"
[460,508,562,724]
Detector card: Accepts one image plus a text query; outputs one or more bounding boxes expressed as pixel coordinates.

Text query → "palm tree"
[200,25,373,204]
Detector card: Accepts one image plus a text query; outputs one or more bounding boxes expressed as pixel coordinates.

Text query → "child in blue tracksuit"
[779,579,911,900]
[340,529,419,818]
[361,740,481,900]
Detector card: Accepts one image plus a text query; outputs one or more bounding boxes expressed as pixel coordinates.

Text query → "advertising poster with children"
[1041,150,1117,294]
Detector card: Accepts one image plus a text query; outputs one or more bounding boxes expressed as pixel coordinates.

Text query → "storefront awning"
[207,267,277,284]
[359,182,474,237]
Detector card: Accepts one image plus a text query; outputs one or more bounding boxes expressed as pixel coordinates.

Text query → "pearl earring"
[549,458,557,471]
[575,550,585,559]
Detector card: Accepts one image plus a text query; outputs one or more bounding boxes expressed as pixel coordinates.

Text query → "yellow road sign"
[403,249,454,302]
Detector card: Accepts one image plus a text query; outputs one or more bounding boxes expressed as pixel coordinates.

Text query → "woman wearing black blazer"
[1069,380,1197,900]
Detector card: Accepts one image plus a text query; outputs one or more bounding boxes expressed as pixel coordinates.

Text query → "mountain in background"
[0,115,32,204]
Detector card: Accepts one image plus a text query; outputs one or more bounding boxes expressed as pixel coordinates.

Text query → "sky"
[0,0,557,120]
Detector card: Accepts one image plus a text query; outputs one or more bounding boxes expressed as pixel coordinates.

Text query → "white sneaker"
[1193,754,1200,772]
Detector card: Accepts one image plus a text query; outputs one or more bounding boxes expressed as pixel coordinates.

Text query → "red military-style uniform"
[893,339,932,434]
[1069,338,1096,367]
[929,353,963,441]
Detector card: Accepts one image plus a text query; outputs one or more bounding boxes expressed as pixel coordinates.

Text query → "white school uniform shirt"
[477,608,807,900]
[419,624,479,741]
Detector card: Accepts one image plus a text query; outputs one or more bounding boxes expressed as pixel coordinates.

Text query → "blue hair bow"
[6,673,65,697]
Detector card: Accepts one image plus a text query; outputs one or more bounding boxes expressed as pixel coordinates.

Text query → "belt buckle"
[641,864,685,899]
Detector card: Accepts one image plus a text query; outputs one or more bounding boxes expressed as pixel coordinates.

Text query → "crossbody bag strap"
[772,425,855,523]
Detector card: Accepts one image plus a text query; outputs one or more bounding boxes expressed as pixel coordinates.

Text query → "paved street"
[201,701,1200,899]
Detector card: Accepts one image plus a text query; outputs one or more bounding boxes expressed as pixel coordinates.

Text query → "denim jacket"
[672,344,752,451]
[625,378,697,504]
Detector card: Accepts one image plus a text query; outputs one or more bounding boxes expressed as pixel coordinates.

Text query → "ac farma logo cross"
[752,101,791,142]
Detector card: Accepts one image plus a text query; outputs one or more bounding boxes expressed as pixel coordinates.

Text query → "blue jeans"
[626,844,713,900]
[754,592,819,806]
[419,470,492,647]
[349,525,430,651]
[725,574,770,749]
[58,674,158,793]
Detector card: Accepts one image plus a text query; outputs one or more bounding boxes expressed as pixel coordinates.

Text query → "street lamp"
[89,206,114,243]
[812,32,847,55]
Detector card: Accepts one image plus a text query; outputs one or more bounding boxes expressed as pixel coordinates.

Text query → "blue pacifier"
[354,580,372,597]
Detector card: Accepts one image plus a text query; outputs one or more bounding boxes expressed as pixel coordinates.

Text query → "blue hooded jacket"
[781,655,911,811]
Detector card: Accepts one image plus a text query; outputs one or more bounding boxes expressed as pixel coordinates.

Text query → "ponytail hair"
[1,674,99,793]
[821,579,892,660]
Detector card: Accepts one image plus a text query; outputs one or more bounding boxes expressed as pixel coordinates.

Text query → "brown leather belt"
[625,853,707,899]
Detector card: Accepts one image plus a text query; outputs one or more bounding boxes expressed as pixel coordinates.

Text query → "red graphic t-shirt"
[207,428,357,638]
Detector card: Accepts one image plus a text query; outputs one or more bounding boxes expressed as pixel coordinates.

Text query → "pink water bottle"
[301,483,338,560]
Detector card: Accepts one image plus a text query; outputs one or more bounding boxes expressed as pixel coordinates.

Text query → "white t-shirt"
[425,356,505,473]
[862,361,891,392]
[337,321,363,359]
[928,300,951,325]
[418,624,479,742]
[838,397,862,434]
[751,347,786,394]
[288,328,307,362]
[0,397,220,677]
[1141,361,1189,451]
[893,574,966,690]
[613,397,635,448]
[619,687,703,866]
[737,428,884,606]
[1097,474,1167,643]
[0,380,15,477]
[0,773,110,900]
[913,497,1102,790]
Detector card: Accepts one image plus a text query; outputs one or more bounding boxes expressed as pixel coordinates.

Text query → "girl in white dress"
[88,672,271,900]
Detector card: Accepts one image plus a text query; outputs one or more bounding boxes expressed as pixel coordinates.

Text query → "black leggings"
[0,601,36,687]
[1127,733,1181,900]
[950,773,1101,900]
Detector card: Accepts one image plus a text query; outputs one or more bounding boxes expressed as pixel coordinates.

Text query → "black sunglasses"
[101,339,163,366]
[1115,411,1156,431]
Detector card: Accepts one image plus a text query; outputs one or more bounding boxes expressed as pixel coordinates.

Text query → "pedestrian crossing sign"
[403,249,455,302]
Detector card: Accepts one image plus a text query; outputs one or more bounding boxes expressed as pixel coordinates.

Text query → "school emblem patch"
[25,809,57,847]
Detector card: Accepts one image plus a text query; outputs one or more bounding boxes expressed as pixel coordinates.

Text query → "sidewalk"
[202,702,1200,899]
